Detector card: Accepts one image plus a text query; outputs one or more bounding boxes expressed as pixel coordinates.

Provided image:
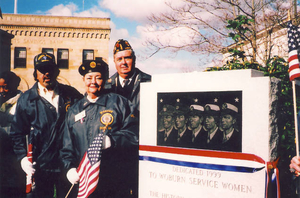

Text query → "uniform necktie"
[207,135,210,143]
[192,133,196,142]
[177,133,181,142]
[164,132,167,142]
[123,79,129,87]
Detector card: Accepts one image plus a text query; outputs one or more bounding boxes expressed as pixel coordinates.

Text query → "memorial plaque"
[139,69,280,198]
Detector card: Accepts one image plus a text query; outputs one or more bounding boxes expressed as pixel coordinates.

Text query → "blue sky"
[0,0,212,75]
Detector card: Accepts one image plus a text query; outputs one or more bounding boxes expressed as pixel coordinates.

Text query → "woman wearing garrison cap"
[188,104,207,149]
[203,104,223,151]
[157,104,177,147]
[220,102,241,152]
[60,59,139,198]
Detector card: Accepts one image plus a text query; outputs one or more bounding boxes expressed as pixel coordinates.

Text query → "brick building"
[0,13,110,93]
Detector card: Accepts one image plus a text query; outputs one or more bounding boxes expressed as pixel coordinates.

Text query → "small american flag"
[26,143,33,193]
[288,20,300,81]
[77,132,104,198]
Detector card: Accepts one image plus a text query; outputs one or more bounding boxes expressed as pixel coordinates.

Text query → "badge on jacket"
[75,110,86,123]
[100,110,114,131]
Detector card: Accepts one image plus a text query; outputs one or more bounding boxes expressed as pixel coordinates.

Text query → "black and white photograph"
[157,91,242,152]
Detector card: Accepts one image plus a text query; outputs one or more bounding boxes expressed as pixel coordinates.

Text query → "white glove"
[67,168,80,184]
[21,157,35,175]
[102,135,111,149]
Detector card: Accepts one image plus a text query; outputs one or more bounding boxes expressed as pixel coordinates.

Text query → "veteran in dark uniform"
[60,59,139,198]
[174,103,193,148]
[10,52,83,198]
[105,39,151,115]
[220,102,241,152]
[204,104,223,151]
[157,104,177,146]
[188,104,207,149]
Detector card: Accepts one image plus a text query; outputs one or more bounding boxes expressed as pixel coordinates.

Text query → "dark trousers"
[33,170,73,198]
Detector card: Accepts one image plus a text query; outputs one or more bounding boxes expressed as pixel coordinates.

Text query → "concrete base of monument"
[139,69,280,198]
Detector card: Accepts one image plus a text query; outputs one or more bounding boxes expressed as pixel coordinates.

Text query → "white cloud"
[46,3,110,18]
[108,55,200,76]
[109,22,130,43]
[74,6,110,18]
[100,0,185,23]
[137,24,198,50]
[43,1,209,75]
[138,54,211,76]
[46,3,78,16]
[109,21,130,57]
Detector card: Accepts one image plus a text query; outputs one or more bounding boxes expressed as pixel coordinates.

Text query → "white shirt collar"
[208,127,219,142]
[223,128,234,143]
[119,76,132,87]
[193,125,202,137]
[118,70,136,87]
[87,95,99,103]
[37,82,59,112]
[164,126,174,138]
[178,127,187,138]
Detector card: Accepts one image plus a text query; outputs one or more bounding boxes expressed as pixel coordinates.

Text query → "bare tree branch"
[145,0,291,65]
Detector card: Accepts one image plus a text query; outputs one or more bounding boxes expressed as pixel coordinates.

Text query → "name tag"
[75,110,86,122]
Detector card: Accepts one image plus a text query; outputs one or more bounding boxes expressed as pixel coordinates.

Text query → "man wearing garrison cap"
[105,39,151,115]
[10,52,82,198]
[203,104,223,150]
[220,102,241,152]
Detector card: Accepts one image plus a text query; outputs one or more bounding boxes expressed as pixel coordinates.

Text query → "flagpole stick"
[65,184,74,198]
[293,80,299,157]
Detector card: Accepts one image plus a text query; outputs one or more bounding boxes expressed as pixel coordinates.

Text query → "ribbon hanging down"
[139,145,280,198]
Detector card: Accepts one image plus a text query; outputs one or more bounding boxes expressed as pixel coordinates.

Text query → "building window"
[57,49,69,69]
[14,47,26,68]
[83,49,94,64]
[42,48,54,54]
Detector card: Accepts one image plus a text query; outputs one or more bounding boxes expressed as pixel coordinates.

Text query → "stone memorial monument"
[139,69,280,198]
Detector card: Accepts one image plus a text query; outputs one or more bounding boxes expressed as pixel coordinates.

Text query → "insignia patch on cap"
[38,54,53,61]
[113,39,133,54]
[222,103,238,113]
[78,59,108,76]
[222,103,228,110]
[90,61,96,68]
[204,104,220,112]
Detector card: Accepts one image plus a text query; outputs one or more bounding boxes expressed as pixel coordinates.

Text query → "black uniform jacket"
[105,68,151,112]
[177,128,193,148]
[10,82,83,171]
[60,92,139,170]
[192,127,208,149]
[221,129,241,152]
[60,93,139,196]
[157,127,178,147]
[206,128,223,151]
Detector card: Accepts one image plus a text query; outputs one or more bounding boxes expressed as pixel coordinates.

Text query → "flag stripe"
[26,143,33,194]
[288,54,298,63]
[79,166,100,197]
[78,164,99,193]
[76,133,103,198]
[287,21,300,81]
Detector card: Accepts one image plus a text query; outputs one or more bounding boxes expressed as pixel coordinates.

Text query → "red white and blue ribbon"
[139,145,280,198]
